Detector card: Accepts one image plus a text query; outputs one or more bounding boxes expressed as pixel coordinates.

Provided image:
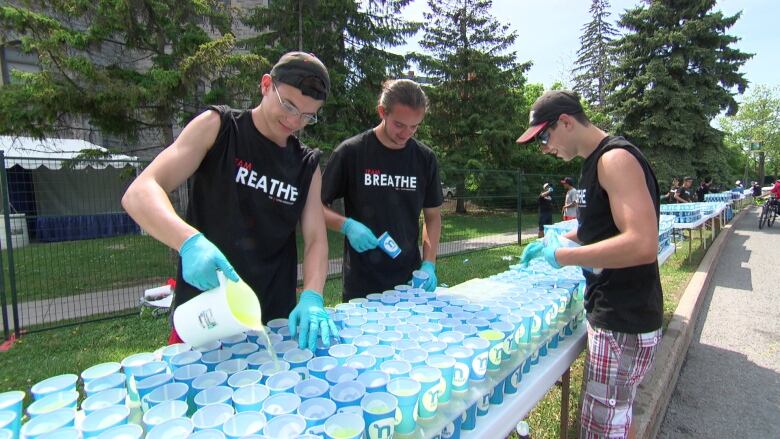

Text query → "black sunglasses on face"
[537,121,557,145]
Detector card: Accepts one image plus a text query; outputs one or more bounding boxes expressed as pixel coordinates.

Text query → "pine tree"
[412,0,529,212]
[608,0,752,183]
[571,0,619,111]
[0,1,262,154]
[240,0,419,151]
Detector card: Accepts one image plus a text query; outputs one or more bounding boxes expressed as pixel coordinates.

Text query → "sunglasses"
[536,121,557,145]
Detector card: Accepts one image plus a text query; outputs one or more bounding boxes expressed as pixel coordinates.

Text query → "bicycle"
[758,196,777,229]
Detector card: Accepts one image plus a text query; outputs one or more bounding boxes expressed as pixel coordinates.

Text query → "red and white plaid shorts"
[580,321,661,438]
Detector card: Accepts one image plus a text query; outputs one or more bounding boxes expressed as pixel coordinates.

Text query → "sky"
[390,0,777,94]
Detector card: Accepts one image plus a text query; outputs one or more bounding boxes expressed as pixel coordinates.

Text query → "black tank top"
[173,105,320,323]
[577,136,663,333]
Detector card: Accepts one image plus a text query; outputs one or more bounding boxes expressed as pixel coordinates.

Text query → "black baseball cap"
[516,90,584,144]
[270,52,330,101]
[560,177,575,186]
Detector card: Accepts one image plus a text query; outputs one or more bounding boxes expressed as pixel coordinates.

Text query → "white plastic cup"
[379,359,412,379]
[329,381,366,410]
[170,350,203,371]
[0,390,24,437]
[263,413,306,438]
[142,399,189,430]
[222,411,267,438]
[231,383,270,413]
[258,360,291,384]
[215,358,248,377]
[297,397,336,428]
[80,405,130,438]
[344,354,376,375]
[325,366,359,386]
[173,273,263,348]
[19,408,76,438]
[283,348,314,369]
[265,371,302,395]
[361,392,398,439]
[246,351,274,369]
[356,370,391,394]
[81,362,122,384]
[31,374,78,401]
[328,344,358,365]
[227,369,263,390]
[26,390,79,418]
[193,385,233,409]
[84,373,126,397]
[161,343,192,364]
[144,382,188,412]
[192,403,234,431]
[229,342,260,359]
[81,388,127,415]
[136,372,174,401]
[261,393,301,419]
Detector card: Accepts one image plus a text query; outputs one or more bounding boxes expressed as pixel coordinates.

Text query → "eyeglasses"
[272,81,318,125]
[536,121,557,146]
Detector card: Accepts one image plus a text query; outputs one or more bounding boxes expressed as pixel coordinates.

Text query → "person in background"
[516,90,662,439]
[321,79,443,299]
[561,176,578,220]
[695,177,711,202]
[538,182,554,238]
[675,177,694,203]
[661,177,679,203]
[122,52,338,351]
[752,181,762,198]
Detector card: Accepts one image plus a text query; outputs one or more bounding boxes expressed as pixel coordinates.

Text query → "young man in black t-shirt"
[675,177,694,203]
[516,90,663,439]
[321,79,443,300]
[123,52,338,351]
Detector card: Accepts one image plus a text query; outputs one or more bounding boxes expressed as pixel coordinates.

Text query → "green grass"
[0,217,720,437]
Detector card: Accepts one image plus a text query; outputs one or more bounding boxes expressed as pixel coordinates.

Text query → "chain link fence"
[0,152,566,338]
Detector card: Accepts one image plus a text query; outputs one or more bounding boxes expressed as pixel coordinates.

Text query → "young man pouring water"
[517,90,663,439]
[122,52,338,351]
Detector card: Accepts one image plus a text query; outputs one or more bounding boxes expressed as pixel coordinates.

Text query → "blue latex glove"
[520,240,545,266]
[543,239,562,269]
[179,232,239,290]
[288,290,339,351]
[341,218,379,253]
[408,260,437,292]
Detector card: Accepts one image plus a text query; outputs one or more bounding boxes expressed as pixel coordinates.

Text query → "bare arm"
[421,206,442,262]
[674,192,688,203]
[556,149,658,268]
[300,167,328,294]
[323,205,347,233]
[121,110,221,250]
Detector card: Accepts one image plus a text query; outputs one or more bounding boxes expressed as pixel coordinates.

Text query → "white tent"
[0,136,136,169]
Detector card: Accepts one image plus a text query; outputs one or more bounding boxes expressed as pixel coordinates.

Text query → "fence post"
[517,170,523,245]
[0,152,20,338]
[0,153,10,340]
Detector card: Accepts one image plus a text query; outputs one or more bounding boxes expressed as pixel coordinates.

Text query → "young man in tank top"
[321,79,443,300]
[123,52,338,351]
[516,90,663,439]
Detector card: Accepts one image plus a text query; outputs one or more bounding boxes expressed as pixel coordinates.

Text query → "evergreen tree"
[0,1,263,154]
[411,0,529,212]
[608,0,752,183]
[241,0,419,152]
[571,0,619,111]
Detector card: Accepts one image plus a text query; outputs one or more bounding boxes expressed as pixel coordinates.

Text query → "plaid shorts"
[580,321,662,439]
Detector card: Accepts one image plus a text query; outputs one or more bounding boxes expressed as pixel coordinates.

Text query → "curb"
[632,206,750,438]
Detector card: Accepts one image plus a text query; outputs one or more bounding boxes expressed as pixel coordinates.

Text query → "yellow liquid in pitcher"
[225,278,279,368]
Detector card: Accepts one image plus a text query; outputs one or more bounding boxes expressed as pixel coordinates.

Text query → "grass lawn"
[0,219,718,438]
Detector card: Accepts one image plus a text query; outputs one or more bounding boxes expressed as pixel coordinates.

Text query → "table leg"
[688,229,692,262]
[560,368,571,439]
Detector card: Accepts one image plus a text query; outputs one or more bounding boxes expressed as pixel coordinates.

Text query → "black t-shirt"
[576,136,663,334]
[676,186,692,202]
[322,129,443,299]
[695,184,709,202]
[538,193,553,214]
[174,105,320,323]
[752,184,762,197]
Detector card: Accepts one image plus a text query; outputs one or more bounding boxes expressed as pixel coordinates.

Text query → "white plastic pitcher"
[173,272,262,347]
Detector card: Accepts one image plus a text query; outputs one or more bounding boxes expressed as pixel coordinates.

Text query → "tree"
[572,0,619,112]
[608,0,752,184]
[0,1,264,155]
[240,0,419,151]
[411,0,529,212]
[720,85,780,184]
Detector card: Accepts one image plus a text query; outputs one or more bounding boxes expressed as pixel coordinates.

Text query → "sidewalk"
[658,209,780,438]
[4,229,539,329]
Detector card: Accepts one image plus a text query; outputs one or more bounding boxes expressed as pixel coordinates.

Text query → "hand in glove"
[409,260,438,292]
[179,232,239,290]
[341,218,379,253]
[288,290,339,351]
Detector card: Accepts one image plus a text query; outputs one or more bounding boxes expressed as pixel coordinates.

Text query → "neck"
[252,104,289,147]
[373,123,405,150]
[577,125,609,159]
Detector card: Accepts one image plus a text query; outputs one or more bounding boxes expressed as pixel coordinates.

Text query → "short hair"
[684,176,694,182]
[378,79,428,114]
[570,111,591,126]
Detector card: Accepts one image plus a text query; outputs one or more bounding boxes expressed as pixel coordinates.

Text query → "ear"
[260,74,273,96]
[377,105,387,120]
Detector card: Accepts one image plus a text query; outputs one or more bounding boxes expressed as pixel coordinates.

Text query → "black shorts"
[538,212,553,230]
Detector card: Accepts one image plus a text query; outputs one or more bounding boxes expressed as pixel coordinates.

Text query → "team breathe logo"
[234,159,298,205]
[364,169,417,191]
[577,188,587,209]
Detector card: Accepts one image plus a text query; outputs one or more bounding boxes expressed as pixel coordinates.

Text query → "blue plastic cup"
[460,402,477,430]
[191,370,229,402]
[228,380,268,412]
[26,389,79,418]
[263,413,306,437]
[306,356,338,380]
[462,337,490,381]
[20,408,76,438]
[491,321,515,361]
[377,318,400,331]
[220,333,248,348]
[452,324,478,339]
[360,323,385,335]
[297,397,336,428]
[136,372,174,401]
[265,371,302,395]
[222,411,267,438]
[337,328,363,345]
[421,341,448,356]
[193,340,222,355]
[386,378,421,435]
[255,332,283,350]
[356,370,390,394]
[194,385,233,409]
[419,323,444,337]
[215,358,248,377]
[344,354,376,374]
[227,369,263,390]
[398,348,428,368]
[364,345,394,364]
[142,399,189,430]
[352,335,379,354]
[94,423,144,439]
[411,270,429,288]
[84,373,125,397]
[445,346,474,393]
[391,339,419,353]
[328,344,358,365]
[426,354,455,404]
[360,392,397,439]
[81,405,130,438]
[407,330,435,344]
[258,360,291,384]
[282,348,313,370]
[410,366,442,419]
[81,388,127,415]
[186,429,226,439]
[37,427,81,439]
[145,417,193,439]
[527,304,546,339]
[476,392,490,417]
[0,390,23,437]
[514,310,534,346]
[344,316,368,329]
[144,382,188,412]
[478,329,505,371]
[325,365,359,386]
[489,380,504,405]
[438,330,465,348]
[31,374,78,402]
[440,412,462,439]
[201,350,233,372]
[323,412,365,439]
[170,350,203,371]
[262,392,301,419]
[172,363,207,392]
[246,351,274,369]
[82,362,122,384]
[121,352,154,402]
[192,403,234,431]
[161,343,192,365]
[379,359,412,380]
[276,327,292,341]
[288,377,327,402]
[229,342,260,359]
[0,410,17,438]
[504,363,522,395]
[330,381,366,409]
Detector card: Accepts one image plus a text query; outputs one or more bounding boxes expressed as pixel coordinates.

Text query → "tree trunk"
[456,179,467,214]
[758,151,766,185]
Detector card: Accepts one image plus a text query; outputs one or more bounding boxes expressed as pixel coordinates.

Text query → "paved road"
[659,208,780,438]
